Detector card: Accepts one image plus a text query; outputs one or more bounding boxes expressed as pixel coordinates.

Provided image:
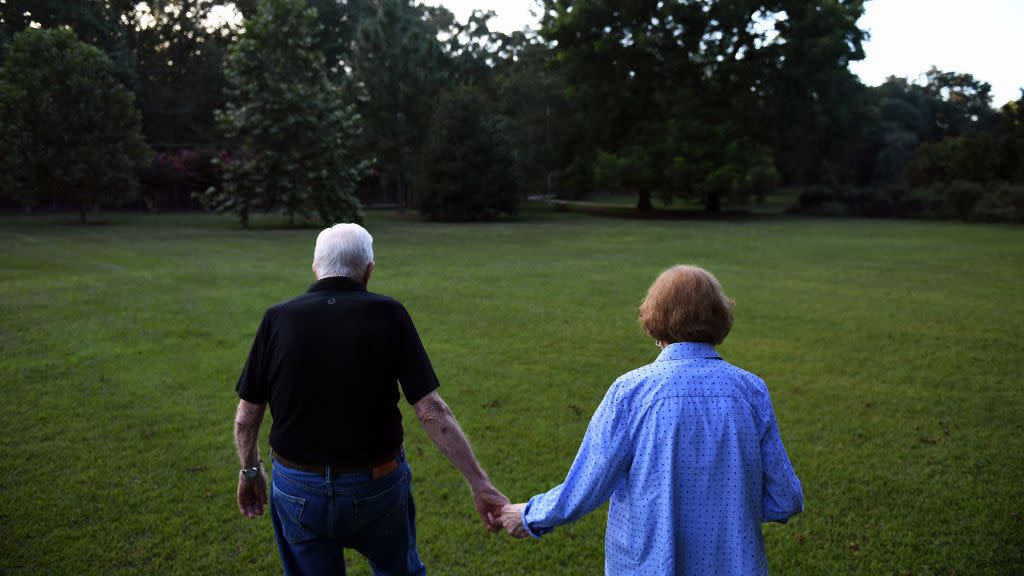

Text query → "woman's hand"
[499,503,530,538]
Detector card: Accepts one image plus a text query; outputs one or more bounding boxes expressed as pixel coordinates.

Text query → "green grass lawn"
[1,209,1022,575]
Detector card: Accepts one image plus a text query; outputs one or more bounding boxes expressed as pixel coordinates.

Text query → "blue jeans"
[270,451,425,576]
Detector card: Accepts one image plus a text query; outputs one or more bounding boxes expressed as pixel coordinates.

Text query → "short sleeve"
[235,311,271,404]
[395,304,440,405]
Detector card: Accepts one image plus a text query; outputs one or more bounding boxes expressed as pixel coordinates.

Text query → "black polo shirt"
[235,276,439,466]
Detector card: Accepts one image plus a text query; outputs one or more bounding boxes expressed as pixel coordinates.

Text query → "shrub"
[971,187,1014,223]
[793,185,949,219]
[945,180,984,220]
[139,151,189,211]
[139,148,229,211]
[796,186,838,211]
[892,186,939,218]
[969,183,1024,223]
[744,161,779,204]
[817,201,849,218]
[418,88,518,221]
[1009,185,1024,222]
[905,134,998,188]
[850,188,895,218]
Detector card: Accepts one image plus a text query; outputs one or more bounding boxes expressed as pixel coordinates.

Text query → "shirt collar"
[308,276,366,293]
[655,342,721,362]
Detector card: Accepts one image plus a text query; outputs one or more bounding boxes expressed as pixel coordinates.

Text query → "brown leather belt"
[273,451,399,479]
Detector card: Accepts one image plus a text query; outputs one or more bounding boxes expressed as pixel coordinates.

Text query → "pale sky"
[850,0,1022,107]
[421,0,541,32]
[426,0,1023,108]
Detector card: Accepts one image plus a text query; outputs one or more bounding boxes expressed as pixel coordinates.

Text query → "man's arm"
[414,391,508,532]
[234,399,268,518]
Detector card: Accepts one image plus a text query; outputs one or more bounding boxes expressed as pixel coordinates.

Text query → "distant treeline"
[1,0,1021,223]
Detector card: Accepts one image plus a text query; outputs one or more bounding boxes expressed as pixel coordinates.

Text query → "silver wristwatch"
[240,460,262,480]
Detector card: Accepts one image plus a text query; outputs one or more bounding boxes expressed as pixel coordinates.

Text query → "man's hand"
[237,471,268,518]
[472,482,510,533]
[234,399,267,518]
[499,503,530,538]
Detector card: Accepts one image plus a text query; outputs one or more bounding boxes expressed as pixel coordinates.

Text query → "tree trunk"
[79,206,87,224]
[705,190,721,212]
[241,206,249,229]
[397,174,407,214]
[636,188,653,211]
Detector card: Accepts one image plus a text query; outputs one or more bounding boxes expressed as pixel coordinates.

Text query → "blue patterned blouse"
[521,342,804,575]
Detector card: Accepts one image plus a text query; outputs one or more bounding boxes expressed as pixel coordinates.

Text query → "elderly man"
[233,223,507,575]
[500,265,803,575]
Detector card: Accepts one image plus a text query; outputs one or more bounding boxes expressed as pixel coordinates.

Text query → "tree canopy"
[0,27,150,222]
[418,87,518,221]
[539,0,867,210]
[0,0,1021,223]
[199,0,367,227]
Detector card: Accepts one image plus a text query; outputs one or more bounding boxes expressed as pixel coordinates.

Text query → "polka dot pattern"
[522,342,803,575]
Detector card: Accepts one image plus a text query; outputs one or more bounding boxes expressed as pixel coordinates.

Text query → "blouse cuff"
[522,498,553,539]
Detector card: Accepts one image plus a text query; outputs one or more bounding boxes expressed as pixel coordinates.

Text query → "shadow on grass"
[60,219,116,227]
[550,200,769,221]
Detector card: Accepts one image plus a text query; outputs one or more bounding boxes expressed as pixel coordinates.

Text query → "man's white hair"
[313,223,374,279]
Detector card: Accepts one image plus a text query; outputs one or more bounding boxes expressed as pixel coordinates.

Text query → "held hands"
[472,481,510,532]
[473,486,530,539]
[237,465,527,537]
[499,503,530,538]
[237,470,268,518]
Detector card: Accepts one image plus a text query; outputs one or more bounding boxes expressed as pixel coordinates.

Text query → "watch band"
[240,460,262,479]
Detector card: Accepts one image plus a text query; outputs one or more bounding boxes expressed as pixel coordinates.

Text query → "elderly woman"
[499,265,803,575]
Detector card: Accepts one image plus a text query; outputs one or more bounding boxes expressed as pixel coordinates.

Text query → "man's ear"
[362,262,375,287]
[311,263,318,279]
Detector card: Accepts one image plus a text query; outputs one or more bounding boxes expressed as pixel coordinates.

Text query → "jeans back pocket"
[353,469,409,527]
[272,483,311,544]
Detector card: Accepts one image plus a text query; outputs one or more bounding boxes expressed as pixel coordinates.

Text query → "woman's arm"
[504,385,633,538]
[757,386,804,522]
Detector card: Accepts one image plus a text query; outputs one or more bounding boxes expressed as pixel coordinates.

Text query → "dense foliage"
[0,27,150,222]
[199,0,367,227]
[418,87,518,221]
[0,0,1021,222]
[541,0,867,211]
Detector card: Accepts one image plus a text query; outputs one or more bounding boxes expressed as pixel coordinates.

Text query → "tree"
[0,27,150,222]
[418,87,518,221]
[233,0,375,80]
[2,0,240,149]
[851,69,999,186]
[540,0,868,211]
[493,31,575,198]
[131,0,238,147]
[754,1,868,185]
[996,92,1024,182]
[903,133,998,188]
[352,0,447,212]
[1,0,140,88]
[920,67,997,138]
[202,0,368,227]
